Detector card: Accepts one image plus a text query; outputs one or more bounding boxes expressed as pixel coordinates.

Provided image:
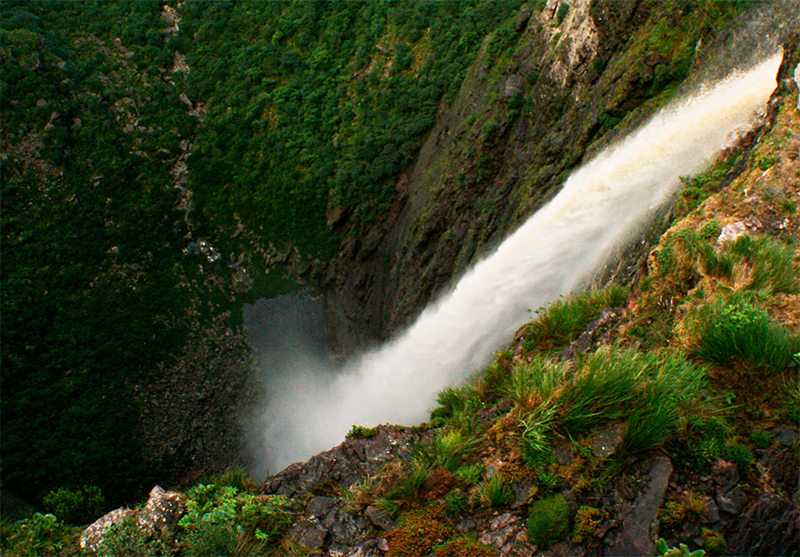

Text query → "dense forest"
[1,0,525,506]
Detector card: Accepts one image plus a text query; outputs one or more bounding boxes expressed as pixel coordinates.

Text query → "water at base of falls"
[248,52,783,476]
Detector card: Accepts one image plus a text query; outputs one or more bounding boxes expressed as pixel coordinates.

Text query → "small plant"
[757,155,776,170]
[536,470,559,489]
[659,501,685,527]
[780,199,797,215]
[750,430,772,450]
[698,220,721,241]
[434,535,497,557]
[43,486,105,525]
[478,473,513,508]
[683,491,707,516]
[198,467,254,492]
[347,424,379,439]
[655,538,706,557]
[690,296,798,373]
[386,504,454,557]
[701,528,726,556]
[454,463,484,486]
[444,492,467,514]
[783,379,800,425]
[527,495,568,548]
[725,442,754,475]
[375,498,402,518]
[572,506,603,548]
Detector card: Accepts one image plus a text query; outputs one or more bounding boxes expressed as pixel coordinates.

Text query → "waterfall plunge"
[251,52,782,475]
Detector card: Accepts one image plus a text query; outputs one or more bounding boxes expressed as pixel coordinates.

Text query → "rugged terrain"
[2,1,799,556]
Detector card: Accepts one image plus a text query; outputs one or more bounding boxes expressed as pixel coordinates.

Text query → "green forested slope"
[1,0,523,504]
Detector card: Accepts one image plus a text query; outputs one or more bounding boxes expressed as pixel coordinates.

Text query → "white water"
[251,52,782,475]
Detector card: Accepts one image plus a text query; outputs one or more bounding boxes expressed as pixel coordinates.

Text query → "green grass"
[478,474,513,508]
[504,356,568,409]
[689,296,799,373]
[521,286,628,353]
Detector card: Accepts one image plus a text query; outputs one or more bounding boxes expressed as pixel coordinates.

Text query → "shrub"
[521,286,628,353]
[43,486,105,526]
[444,492,467,514]
[415,429,477,473]
[527,495,568,548]
[690,297,797,373]
[454,463,484,486]
[99,516,170,557]
[1,513,79,557]
[347,424,379,439]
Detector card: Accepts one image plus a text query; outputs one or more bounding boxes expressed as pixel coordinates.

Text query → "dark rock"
[265,425,421,497]
[716,486,746,515]
[456,518,477,533]
[556,445,573,466]
[307,495,338,517]
[516,4,533,32]
[504,75,526,99]
[701,499,720,524]
[592,422,624,459]
[321,504,369,545]
[726,493,800,556]
[79,508,136,554]
[710,459,739,492]
[511,481,534,509]
[606,456,673,557]
[365,505,396,532]
[771,427,800,446]
[288,517,328,550]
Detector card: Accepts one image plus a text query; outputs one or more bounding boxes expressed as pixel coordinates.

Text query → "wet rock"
[606,456,673,557]
[79,508,136,554]
[516,3,533,32]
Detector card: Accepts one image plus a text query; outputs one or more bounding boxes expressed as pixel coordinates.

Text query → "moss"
[527,495,568,548]
[434,536,498,557]
[659,501,685,527]
[572,506,603,548]
[346,425,379,439]
[386,504,455,557]
[702,528,726,556]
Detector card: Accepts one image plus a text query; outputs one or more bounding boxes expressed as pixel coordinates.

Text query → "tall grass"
[521,285,628,353]
[688,295,799,373]
[504,356,569,409]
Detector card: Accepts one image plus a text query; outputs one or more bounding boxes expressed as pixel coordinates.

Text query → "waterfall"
[249,52,782,475]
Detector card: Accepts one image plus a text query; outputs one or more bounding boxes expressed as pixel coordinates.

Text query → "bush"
[1,513,79,557]
[527,495,568,548]
[43,486,105,525]
[99,516,169,557]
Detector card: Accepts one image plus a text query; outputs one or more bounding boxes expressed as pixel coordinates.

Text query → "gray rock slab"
[606,456,673,557]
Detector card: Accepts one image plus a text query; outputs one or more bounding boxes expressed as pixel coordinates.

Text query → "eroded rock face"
[264,425,423,498]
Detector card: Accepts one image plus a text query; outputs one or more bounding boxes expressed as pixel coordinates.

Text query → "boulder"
[79,508,135,554]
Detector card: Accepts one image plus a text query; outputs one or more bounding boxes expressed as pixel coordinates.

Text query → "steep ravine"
[321,0,799,355]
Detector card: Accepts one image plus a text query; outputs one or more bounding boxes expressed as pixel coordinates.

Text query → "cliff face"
[321,0,795,353]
